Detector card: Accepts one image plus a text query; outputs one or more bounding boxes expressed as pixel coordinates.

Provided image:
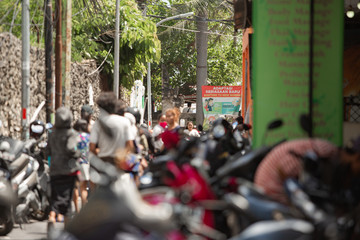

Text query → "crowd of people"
[46,91,360,235]
[45,92,211,229]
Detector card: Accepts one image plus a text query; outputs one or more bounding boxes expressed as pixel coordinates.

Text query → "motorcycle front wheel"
[0,207,14,236]
[30,189,50,221]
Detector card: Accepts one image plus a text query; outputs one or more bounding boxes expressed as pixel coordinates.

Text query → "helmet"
[29,120,45,139]
[210,118,232,139]
[126,107,141,124]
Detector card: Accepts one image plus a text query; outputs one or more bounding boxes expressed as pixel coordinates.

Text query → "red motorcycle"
[141,138,229,240]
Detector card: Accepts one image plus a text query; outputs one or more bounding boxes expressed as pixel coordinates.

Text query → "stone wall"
[0,32,101,138]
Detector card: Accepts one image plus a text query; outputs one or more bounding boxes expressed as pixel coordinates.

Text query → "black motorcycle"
[0,121,50,224]
[0,137,18,235]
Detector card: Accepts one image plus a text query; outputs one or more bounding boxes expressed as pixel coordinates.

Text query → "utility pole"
[114,0,120,98]
[55,0,62,109]
[147,62,151,127]
[44,0,54,123]
[62,0,72,106]
[195,11,208,127]
[21,0,30,140]
[147,12,194,129]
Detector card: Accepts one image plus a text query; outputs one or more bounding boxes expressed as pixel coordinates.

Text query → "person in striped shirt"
[254,138,360,205]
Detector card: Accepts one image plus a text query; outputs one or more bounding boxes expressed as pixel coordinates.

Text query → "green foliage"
[0,0,243,97]
[0,0,45,48]
[72,0,161,89]
[145,0,243,101]
[208,37,242,86]
[0,0,161,90]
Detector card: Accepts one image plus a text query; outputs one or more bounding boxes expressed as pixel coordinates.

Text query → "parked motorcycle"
[0,120,50,224]
[0,138,16,235]
[53,154,223,240]
[25,120,51,221]
[210,119,284,184]
[138,118,287,237]
[228,219,314,240]
[228,149,360,240]
[140,136,264,238]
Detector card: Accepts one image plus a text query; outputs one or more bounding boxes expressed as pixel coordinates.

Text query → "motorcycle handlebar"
[284,178,326,223]
[284,179,342,240]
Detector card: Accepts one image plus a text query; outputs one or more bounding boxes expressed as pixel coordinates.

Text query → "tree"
[0,0,45,47]
[146,0,242,123]
[0,0,162,93]
[195,9,208,125]
[72,0,161,90]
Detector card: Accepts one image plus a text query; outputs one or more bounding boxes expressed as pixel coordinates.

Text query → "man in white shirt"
[182,102,193,113]
[89,92,134,165]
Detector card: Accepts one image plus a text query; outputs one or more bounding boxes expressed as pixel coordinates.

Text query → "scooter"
[52,154,197,240]
[26,120,51,221]
[0,121,50,224]
[227,154,360,240]
[0,139,16,235]
[8,138,42,223]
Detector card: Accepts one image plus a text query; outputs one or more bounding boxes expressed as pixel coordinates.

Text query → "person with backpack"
[47,107,80,227]
[72,119,91,213]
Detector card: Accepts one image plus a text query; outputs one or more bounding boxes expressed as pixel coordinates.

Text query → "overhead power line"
[0,0,19,25]
[157,24,242,38]
[147,14,233,25]
[9,0,21,33]
[88,46,113,76]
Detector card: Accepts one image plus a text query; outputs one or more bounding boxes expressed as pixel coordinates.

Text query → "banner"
[252,1,343,147]
[130,80,145,124]
[202,86,241,130]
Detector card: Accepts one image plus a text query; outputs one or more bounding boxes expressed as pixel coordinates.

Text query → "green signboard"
[252,0,343,147]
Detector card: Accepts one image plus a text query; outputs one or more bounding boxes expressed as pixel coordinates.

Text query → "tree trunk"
[195,11,208,127]
[161,63,173,113]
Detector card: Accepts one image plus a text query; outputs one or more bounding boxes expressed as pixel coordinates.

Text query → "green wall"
[252,0,343,147]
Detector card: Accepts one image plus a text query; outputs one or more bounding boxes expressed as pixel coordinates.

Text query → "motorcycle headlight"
[213,125,225,139]
[0,169,8,179]
[140,172,153,185]
[0,141,10,152]
[0,181,7,191]
[30,124,44,134]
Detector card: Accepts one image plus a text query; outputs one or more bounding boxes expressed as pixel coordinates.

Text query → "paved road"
[0,220,64,240]
[0,197,81,239]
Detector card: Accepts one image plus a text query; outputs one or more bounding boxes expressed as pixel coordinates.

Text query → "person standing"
[184,121,200,137]
[161,108,181,151]
[89,92,134,165]
[72,119,91,213]
[72,105,94,213]
[152,114,166,154]
[47,107,80,226]
[80,104,94,132]
[182,102,193,113]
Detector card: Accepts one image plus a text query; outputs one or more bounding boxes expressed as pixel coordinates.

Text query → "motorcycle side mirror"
[267,119,283,130]
[29,120,45,139]
[46,123,53,130]
[261,119,283,146]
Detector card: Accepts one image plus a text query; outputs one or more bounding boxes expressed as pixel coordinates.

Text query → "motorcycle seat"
[8,154,29,178]
[215,145,272,181]
[237,185,294,221]
[0,137,25,159]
